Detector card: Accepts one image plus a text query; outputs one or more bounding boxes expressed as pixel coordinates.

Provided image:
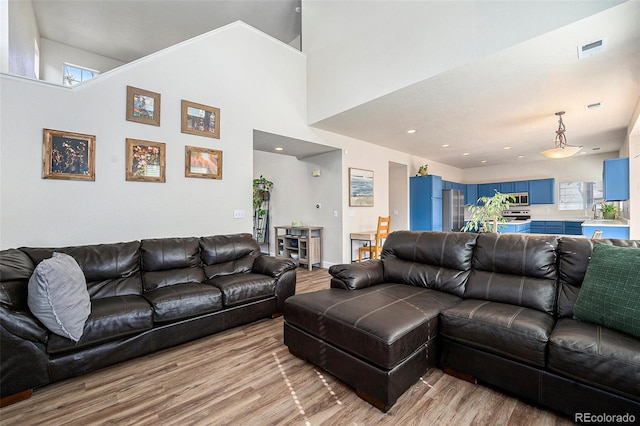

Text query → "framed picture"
[42,128,96,181]
[181,100,220,139]
[185,145,222,179]
[126,86,161,126]
[349,168,374,207]
[126,138,166,182]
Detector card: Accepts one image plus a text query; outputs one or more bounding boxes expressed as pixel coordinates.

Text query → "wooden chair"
[591,230,603,239]
[358,216,391,262]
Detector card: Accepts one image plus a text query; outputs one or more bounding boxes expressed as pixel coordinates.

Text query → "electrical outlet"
[333,210,338,218]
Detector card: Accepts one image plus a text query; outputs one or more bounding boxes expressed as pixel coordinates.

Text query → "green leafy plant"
[462,191,515,233]
[253,175,273,212]
[601,202,615,213]
[417,164,429,176]
[601,202,616,219]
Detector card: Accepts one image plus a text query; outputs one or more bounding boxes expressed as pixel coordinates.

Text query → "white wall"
[303,0,623,124]
[39,38,125,85]
[625,97,640,238]
[8,0,39,78]
[0,23,309,249]
[389,162,408,232]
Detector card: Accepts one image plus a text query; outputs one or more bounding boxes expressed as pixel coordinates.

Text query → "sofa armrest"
[252,255,297,278]
[0,304,48,344]
[253,256,297,313]
[329,259,384,290]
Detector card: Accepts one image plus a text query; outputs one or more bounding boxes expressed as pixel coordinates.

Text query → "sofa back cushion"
[556,237,640,318]
[21,241,142,299]
[381,231,478,297]
[141,237,205,291]
[465,233,558,314]
[0,249,35,309]
[199,233,260,279]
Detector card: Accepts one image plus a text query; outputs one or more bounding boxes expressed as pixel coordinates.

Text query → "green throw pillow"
[573,244,640,338]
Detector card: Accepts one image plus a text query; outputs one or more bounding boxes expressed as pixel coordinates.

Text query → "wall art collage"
[42,85,223,182]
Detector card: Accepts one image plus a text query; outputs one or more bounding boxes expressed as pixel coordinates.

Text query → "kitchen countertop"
[581,219,629,227]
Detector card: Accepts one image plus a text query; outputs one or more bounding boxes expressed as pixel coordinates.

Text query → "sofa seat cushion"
[440,299,555,367]
[284,283,462,370]
[549,318,640,401]
[47,295,153,354]
[143,283,223,322]
[206,273,275,307]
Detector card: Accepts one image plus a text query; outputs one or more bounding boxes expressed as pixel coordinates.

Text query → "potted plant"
[416,164,429,176]
[253,175,273,211]
[601,202,616,220]
[462,191,515,233]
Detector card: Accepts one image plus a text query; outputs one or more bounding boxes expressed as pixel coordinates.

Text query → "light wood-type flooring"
[0,267,573,425]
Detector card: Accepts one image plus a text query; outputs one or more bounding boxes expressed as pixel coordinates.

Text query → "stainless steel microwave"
[510,192,529,206]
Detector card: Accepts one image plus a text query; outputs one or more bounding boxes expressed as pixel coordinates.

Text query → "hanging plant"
[253,175,273,211]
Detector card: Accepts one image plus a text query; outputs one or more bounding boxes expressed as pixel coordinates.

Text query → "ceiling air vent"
[577,37,607,59]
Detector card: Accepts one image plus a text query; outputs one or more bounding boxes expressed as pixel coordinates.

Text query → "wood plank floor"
[0,268,573,425]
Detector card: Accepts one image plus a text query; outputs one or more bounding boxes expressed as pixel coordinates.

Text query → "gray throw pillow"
[28,252,91,342]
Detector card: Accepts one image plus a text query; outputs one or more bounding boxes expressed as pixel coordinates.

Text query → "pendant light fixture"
[541,111,582,159]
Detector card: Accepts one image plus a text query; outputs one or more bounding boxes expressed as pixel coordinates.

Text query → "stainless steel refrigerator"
[442,189,465,232]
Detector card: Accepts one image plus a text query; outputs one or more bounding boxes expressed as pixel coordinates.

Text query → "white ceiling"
[30,0,640,169]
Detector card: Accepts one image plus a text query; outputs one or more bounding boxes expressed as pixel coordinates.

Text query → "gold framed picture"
[126,86,161,126]
[42,128,96,181]
[185,145,222,179]
[126,138,166,182]
[181,100,220,139]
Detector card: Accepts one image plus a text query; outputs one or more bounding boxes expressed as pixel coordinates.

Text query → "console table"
[274,226,323,271]
[350,230,376,262]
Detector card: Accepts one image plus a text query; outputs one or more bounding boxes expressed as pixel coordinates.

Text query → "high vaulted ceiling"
[29,0,640,169]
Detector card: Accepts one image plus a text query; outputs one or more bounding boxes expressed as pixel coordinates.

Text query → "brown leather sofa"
[283,231,640,417]
[0,233,296,404]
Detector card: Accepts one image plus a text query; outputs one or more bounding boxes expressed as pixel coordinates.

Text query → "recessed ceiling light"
[481,160,487,163]
[407,129,416,134]
[463,152,470,156]
[517,155,525,159]
[275,147,284,151]
[504,146,511,150]
[442,144,450,148]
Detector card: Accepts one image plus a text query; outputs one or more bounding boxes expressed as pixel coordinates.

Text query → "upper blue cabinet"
[603,157,629,201]
[529,178,556,204]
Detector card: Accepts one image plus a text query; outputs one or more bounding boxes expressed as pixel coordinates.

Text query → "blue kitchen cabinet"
[603,157,629,201]
[500,182,514,193]
[564,221,584,235]
[514,181,529,192]
[410,175,443,231]
[544,221,564,234]
[465,184,478,205]
[498,221,531,233]
[443,180,452,190]
[582,225,630,239]
[529,178,556,204]
[530,221,545,234]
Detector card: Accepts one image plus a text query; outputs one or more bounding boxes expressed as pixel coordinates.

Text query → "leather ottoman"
[283,283,461,411]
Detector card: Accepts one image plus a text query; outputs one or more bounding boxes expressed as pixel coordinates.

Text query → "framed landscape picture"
[42,128,96,181]
[126,86,161,126]
[126,138,166,182]
[185,145,222,179]
[181,100,220,139]
[349,168,374,207]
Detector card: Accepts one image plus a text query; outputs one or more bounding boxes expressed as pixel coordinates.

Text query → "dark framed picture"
[349,167,374,207]
[42,128,96,181]
[126,138,166,182]
[181,100,220,139]
[185,145,222,179]
[126,86,161,126]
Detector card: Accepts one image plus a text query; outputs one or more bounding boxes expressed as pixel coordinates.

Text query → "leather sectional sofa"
[284,231,640,418]
[0,233,296,405]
